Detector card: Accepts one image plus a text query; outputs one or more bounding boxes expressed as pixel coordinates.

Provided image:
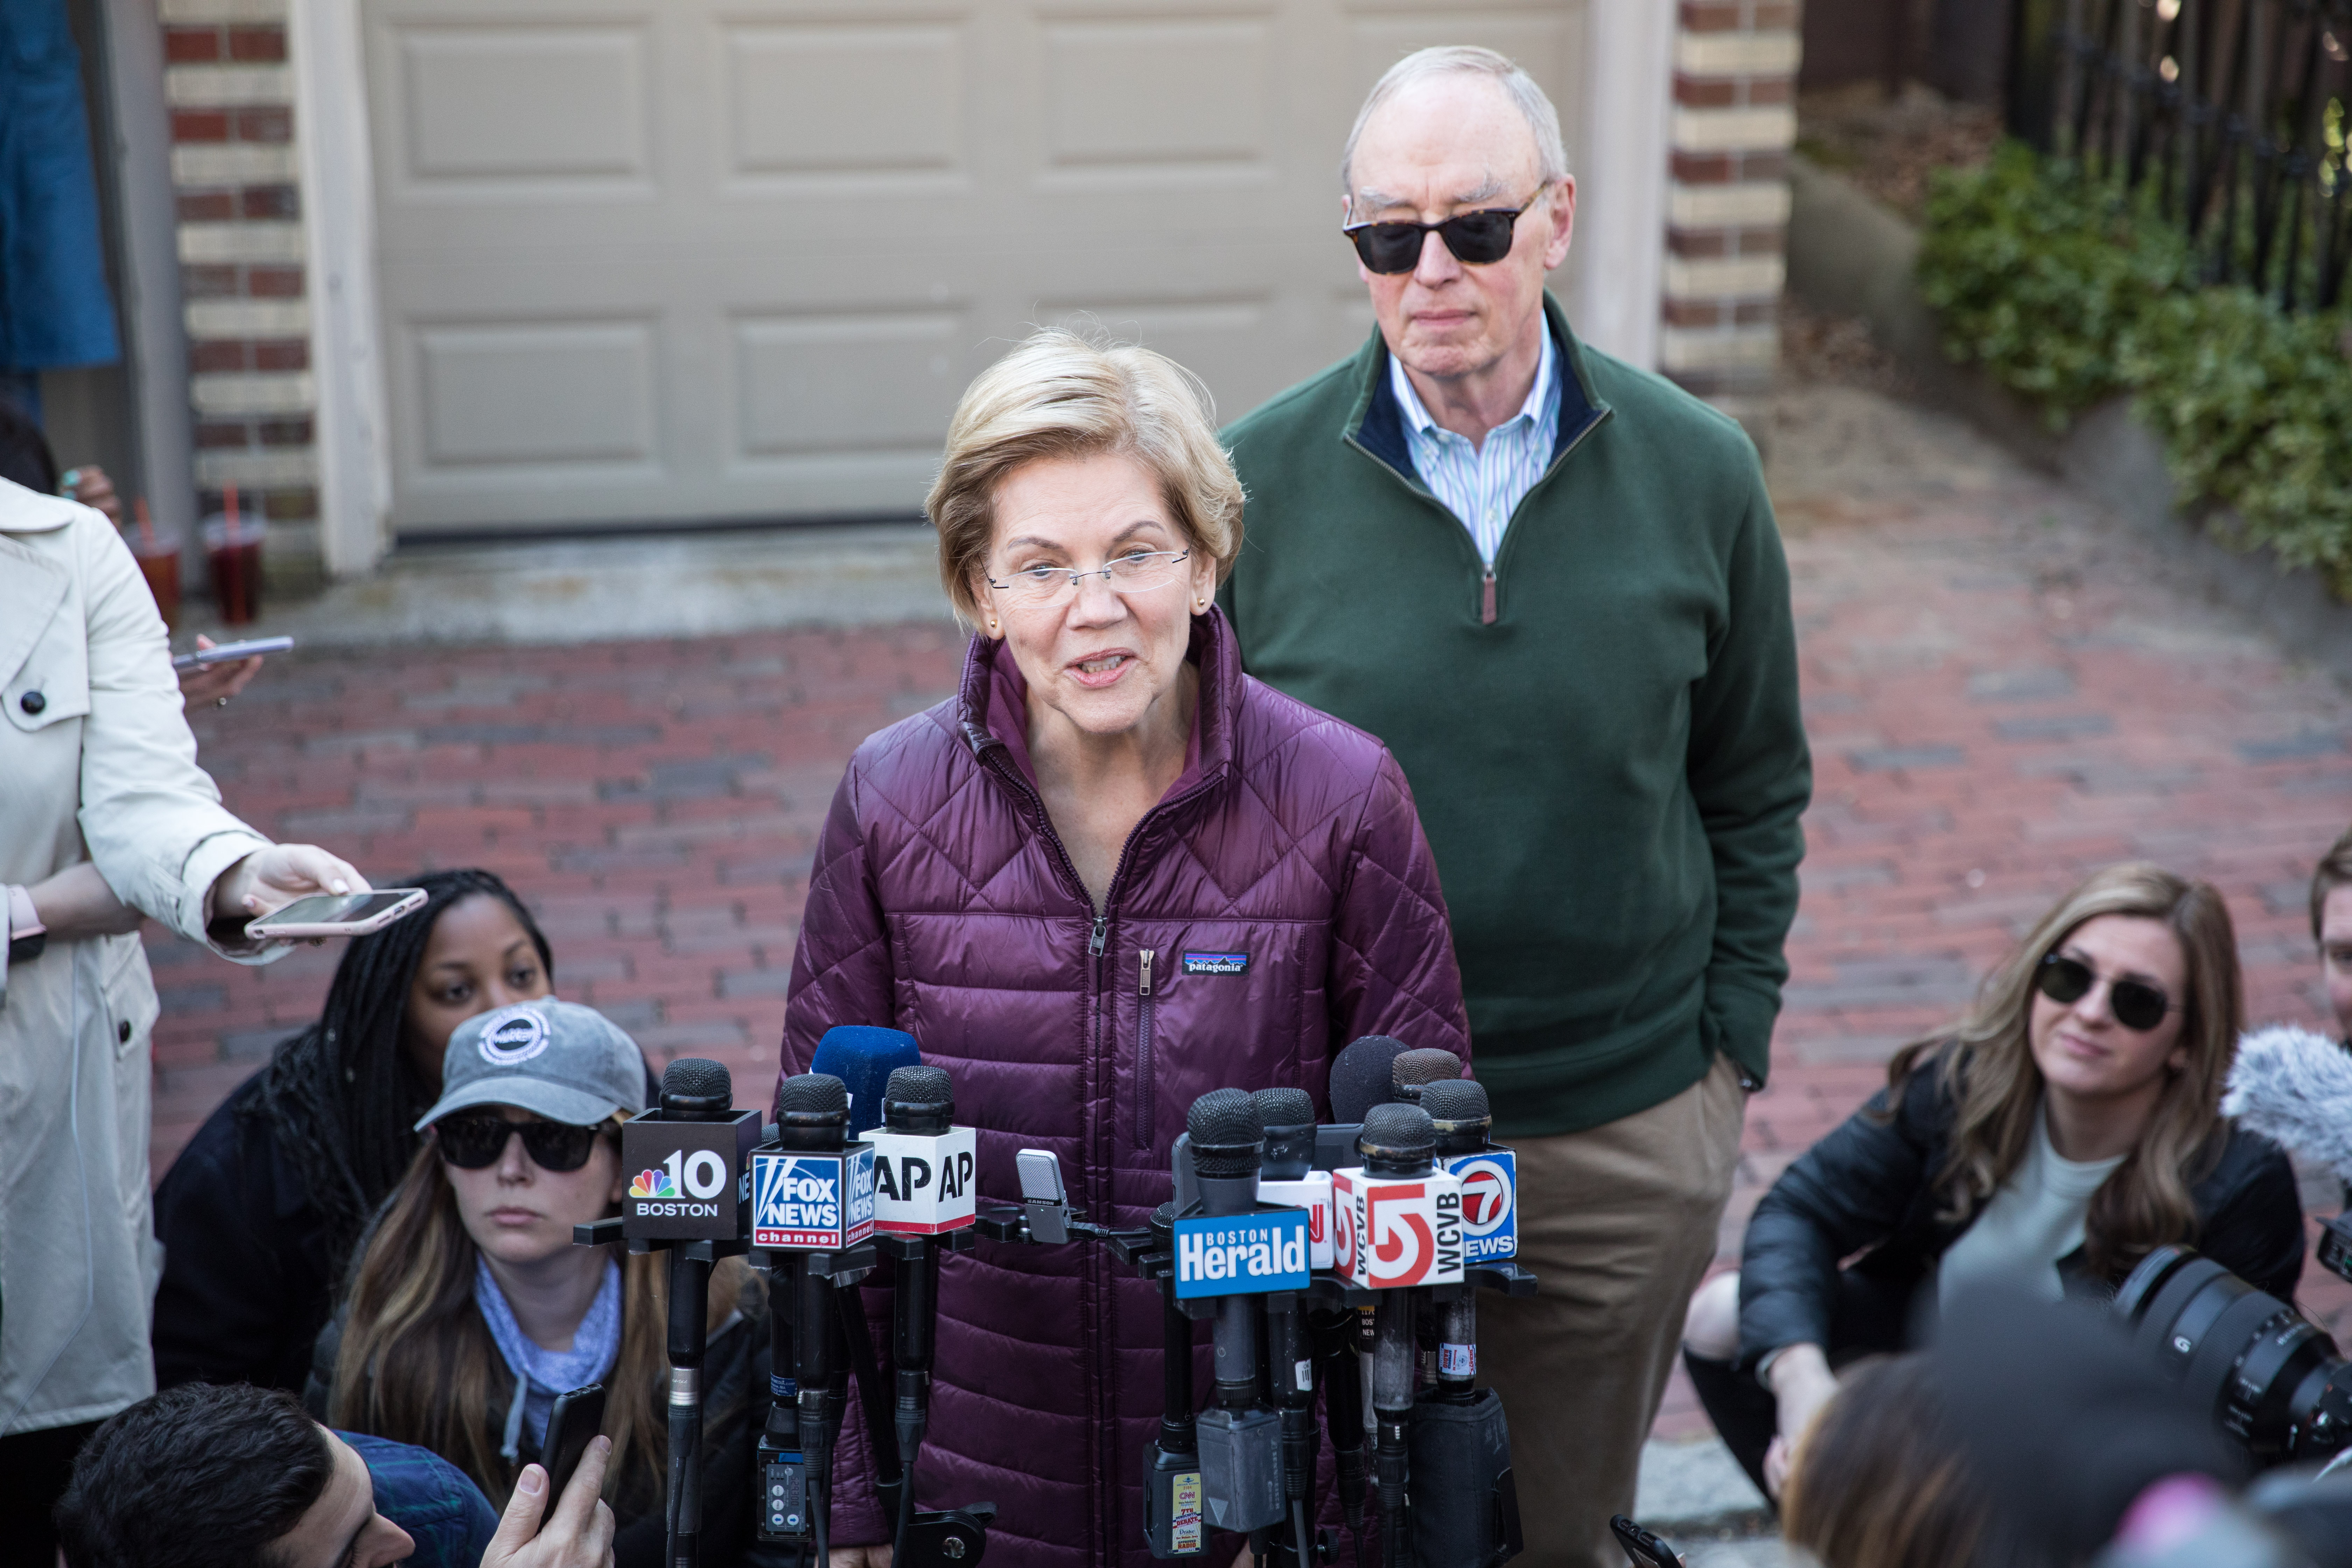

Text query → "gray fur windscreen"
[2222,1024,2352,1182]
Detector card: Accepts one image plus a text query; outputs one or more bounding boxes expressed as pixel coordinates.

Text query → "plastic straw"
[224,482,240,532]
[134,496,155,552]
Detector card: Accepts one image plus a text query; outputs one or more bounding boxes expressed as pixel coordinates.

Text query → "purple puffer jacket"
[777,607,1469,1567]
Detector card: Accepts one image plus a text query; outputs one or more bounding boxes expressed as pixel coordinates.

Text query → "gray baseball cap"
[415,999,651,1130]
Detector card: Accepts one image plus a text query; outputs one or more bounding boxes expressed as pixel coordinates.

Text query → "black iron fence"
[2008,0,2352,310]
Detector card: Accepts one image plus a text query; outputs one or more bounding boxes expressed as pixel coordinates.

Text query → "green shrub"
[1916,144,2188,424]
[1916,142,2352,594]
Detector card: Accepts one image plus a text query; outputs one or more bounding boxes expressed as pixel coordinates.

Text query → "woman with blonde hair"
[316,1000,780,1567]
[780,327,1470,1565]
[1681,862,2304,1503]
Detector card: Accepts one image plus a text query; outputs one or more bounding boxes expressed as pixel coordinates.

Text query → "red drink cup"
[129,535,181,628]
[201,514,266,625]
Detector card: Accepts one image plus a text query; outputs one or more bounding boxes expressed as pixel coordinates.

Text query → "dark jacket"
[152,1070,341,1393]
[1220,294,1811,1136]
[154,1059,658,1393]
[1737,1054,2309,1376]
[310,1276,785,1568]
[778,607,1471,1567]
[341,1432,500,1568]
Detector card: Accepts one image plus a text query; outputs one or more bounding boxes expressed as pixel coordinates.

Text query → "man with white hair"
[1220,46,1811,1563]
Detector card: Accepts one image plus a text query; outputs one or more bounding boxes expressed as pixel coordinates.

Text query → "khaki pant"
[1477,1055,1746,1568]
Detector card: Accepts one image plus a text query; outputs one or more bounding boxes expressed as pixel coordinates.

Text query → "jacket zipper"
[1134,948,1156,1150]
[1344,396,1613,629]
[967,737,1224,1563]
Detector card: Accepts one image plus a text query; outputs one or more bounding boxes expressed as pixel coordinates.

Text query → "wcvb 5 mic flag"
[1332,1169,1467,1289]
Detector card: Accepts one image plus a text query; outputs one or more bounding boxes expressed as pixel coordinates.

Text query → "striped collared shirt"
[1387,330,1561,566]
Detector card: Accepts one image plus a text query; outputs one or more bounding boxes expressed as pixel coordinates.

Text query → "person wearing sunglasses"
[779,326,1470,1566]
[1215,44,1809,1567]
[154,869,567,1400]
[313,999,785,1568]
[1679,862,2304,1507]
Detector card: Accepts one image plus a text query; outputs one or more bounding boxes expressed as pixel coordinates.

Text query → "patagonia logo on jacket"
[1182,952,1249,976]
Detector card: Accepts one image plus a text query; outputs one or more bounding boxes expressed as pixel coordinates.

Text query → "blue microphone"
[809,1025,922,1139]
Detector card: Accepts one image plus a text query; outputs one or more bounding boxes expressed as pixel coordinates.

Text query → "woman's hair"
[1885,862,2242,1279]
[248,868,553,1269]
[328,1120,674,1511]
[1782,1354,1990,1568]
[2311,821,2352,942]
[925,327,1245,627]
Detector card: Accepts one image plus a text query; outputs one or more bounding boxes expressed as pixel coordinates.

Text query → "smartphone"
[540,1383,607,1527]
[172,636,294,670]
[245,888,429,940]
[1610,1517,1686,1568]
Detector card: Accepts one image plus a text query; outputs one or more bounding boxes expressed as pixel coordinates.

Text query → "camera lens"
[2114,1245,2352,1465]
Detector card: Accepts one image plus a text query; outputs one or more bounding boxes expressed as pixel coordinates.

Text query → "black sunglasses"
[1343,191,1544,275]
[433,1113,604,1173]
[2035,953,2180,1033]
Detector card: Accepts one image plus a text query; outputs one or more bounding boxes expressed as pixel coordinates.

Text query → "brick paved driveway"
[146,383,2352,1435]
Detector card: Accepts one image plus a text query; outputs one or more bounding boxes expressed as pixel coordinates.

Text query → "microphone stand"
[584,1061,760,1568]
[668,1245,716,1567]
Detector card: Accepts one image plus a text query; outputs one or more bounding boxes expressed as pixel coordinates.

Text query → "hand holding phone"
[540,1384,608,1526]
[1610,1516,1686,1568]
[245,887,429,940]
[172,635,293,671]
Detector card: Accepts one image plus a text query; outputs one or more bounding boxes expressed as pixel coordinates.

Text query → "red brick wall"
[161,0,317,558]
[1661,0,1801,423]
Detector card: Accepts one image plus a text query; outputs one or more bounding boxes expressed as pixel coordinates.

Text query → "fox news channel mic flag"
[620,1064,763,1242]
[752,1135,877,1249]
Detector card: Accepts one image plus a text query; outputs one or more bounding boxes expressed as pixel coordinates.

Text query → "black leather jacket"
[1736,1050,2308,1376]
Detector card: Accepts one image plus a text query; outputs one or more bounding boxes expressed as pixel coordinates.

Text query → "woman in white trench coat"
[0,474,366,1550]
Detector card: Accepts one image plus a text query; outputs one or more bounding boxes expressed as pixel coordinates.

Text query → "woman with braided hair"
[152,869,556,1392]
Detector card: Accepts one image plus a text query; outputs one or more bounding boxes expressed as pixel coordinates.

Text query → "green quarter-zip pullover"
[1220,294,1811,1137]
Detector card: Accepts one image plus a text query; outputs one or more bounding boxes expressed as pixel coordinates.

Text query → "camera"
[2111,1215,2352,1466]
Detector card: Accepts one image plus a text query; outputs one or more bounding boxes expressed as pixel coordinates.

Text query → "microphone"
[622,1058,766,1568]
[1346,1104,1447,1568]
[1329,1036,1412,1124]
[1141,1201,1207,1559]
[1388,1084,1528,1568]
[623,1058,764,1244]
[1184,1090,1290,1536]
[809,1025,923,1140]
[1424,1079,1516,1268]
[1391,1049,1463,1104]
[661,1057,734,1119]
[1252,1088,1332,1271]
[873,1064,975,1559]
[1251,1086,1323,1567]
[872,1065,977,1236]
[753,1073,878,1567]
[2223,1025,2352,1182]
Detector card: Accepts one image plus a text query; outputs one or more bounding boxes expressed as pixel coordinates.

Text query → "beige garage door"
[361,0,1590,534]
